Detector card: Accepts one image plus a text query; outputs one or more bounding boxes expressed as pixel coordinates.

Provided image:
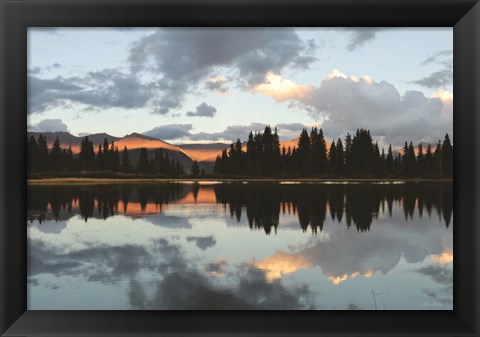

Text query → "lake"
[27,181,453,310]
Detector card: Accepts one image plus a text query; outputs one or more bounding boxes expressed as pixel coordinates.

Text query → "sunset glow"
[255,252,313,281]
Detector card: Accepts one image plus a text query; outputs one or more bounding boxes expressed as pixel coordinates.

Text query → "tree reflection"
[27,182,453,232]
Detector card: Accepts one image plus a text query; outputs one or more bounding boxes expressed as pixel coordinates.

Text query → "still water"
[27,182,453,310]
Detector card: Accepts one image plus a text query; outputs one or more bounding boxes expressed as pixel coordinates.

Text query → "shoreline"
[27,177,454,185]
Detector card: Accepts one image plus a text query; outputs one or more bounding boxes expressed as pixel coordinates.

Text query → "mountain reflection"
[28,182,452,232]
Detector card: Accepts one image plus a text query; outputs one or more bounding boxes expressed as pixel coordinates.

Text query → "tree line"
[28,183,452,232]
[27,135,184,176]
[214,126,453,178]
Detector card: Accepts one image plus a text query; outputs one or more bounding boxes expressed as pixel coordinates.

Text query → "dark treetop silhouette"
[27,127,453,178]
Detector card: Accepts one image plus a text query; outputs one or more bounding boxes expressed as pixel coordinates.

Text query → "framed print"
[1,0,479,336]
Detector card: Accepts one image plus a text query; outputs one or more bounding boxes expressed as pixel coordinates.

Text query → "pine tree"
[121,146,132,173]
[27,135,38,173]
[335,138,344,175]
[417,143,425,176]
[386,144,394,175]
[37,135,49,171]
[328,140,337,175]
[111,144,120,172]
[434,140,443,176]
[50,136,63,171]
[79,136,95,171]
[138,147,149,173]
[97,144,104,170]
[441,133,453,177]
[344,133,353,175]
[298,128,311,175]
[191,160,200,177]
[425,143,434,175]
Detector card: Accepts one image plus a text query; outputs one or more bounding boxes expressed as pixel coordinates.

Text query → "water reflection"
[28,182,453,233]
[27,182,453,310]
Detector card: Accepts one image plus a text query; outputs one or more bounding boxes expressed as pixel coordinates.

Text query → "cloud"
[412,69,452,89]
[276,123,306,131]
[142,124,194,140]
[255,251,313,281]
[128,260,313,309]
[143,215,192,229]
[186,102,217,117]
[268,209,453,285]
[346,28,388,51]
[189,123,269,142]
[416,264,453,285]
[292,70,452,147]
[28,67,41,75]
[420,49,452,66]
[143,122,315,143]
[28,70,153,114]
[28,118,69,133]
[28,238,183,284]
[186,235,217,250]
[255,73,314,101]
[129,28,316,114]
[205,77,229,95]
[205,257,228,276]
[28,76,83,113]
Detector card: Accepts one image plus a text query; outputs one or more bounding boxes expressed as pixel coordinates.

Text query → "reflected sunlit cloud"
[255,252,313,281]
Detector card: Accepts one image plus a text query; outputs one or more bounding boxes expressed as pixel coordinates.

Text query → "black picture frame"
[1,0,479,336]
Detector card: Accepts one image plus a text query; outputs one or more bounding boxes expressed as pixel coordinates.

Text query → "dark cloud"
[129,28,316,114]
[205,78,228,94]
[416,264,453,285]
[29,232,313,309]
[205,258,228,274]
[28,238,182,284]
[28,118,69,133]
[143,214,192,229]
[128,263,312,310]
[412,69,452,89]
[28,67,41,75]
[190,123,268,142]
[422,288,453,306]
[28,69,153,114]
[142,124,193,140]
[142,122,312,143]
[28,75,83,113]
[186,102,217,117]
[186,235,217,250]
[420,49,452,66]
[346,28,388,51]
[277,123,306,132]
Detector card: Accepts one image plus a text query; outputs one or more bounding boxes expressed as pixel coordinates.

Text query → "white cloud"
[292,70,453,147]
[254,72,314,101]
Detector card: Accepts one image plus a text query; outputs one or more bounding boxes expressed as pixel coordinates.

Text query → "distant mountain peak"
[123,132,160,141]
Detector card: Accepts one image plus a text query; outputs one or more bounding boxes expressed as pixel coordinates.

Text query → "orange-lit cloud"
[431,89,453,116]
[255,251,314,281]
[255,73,314,101]
[431,246,453,265]
[207,256,228,276]
[327,270,374,285]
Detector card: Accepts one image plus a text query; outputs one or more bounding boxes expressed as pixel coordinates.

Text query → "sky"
[27,27,453,148]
